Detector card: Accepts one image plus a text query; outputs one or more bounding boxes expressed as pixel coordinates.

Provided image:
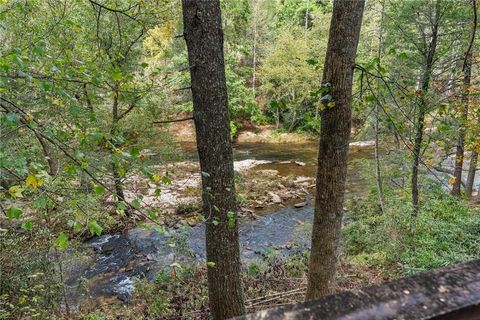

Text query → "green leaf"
[207,261,216,268]
[117,202,127,211]
[5,112,21,124]
[21,220,33,230]
[162,175,172,185]
[227,211,236,228]
[94,185,105,195]
[88,132,103,142]
[130,147,140,158]
[8,185,24,199]
[73,221,83,232]
[6,206,22,219]
[88,220,103,236]
[55,232,68,250]
[34,197,48,209]
[131,199,141,209]
[69,219,83,232]
[111,67,123,81]
[147,210,158,221]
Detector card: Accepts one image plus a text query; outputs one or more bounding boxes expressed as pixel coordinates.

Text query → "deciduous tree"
[182,1,245,318]
[306,0,365,299]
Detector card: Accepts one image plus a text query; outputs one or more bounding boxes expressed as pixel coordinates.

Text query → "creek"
[64,141,374,307]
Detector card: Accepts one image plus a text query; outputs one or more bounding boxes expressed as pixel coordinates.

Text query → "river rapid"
[63,141,375,307]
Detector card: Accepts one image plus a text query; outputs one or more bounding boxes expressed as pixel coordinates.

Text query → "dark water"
[65,201,315,306]
[64,141,374,306]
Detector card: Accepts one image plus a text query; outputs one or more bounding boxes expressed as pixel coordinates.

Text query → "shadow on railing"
[236,259,480,320]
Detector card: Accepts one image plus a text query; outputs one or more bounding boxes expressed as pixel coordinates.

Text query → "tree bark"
[374,0,386,214]
[451,50,472,196]
[110,82,128,213]
[182,1,245,319]
[306,0,365,300]
[33,130,57,176]
[466,151,478,198]
[252,1,257,98]
[452,0,477,196]
[411,3,440,215]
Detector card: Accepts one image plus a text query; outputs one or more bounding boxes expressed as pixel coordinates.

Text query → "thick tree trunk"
[411,5,439,215]
[306,0,365,300]
[466,151,478,198]
[182,1,245,319]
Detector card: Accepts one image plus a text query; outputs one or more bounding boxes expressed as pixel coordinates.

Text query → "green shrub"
[0,228,61,319]
[344,182,480,278]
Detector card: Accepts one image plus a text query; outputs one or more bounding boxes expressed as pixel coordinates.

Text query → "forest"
[0,0,479,319]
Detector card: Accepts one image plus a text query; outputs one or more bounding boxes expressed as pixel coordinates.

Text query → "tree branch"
[153,116,194,124]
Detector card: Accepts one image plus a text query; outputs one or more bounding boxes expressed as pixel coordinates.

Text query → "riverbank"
[120,136,375,228]
[61,136,377,311]
[165,118,318,145]
[52,131,480,319]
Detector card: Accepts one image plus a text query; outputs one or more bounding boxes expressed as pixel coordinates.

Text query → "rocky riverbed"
[64,197,316,307]
[63,141,376,308]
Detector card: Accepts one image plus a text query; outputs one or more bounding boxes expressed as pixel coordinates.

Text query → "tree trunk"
[411,4,439,215]
[252,3,257,98]
[182,1,245,319]
[304,0,309,37]
[466,151,478,198]
[33,130,57,176]
[110,82,127,210]
[80,83,94,191]
[451,50,472,196]
[452,0,477,196]
[306,0,365,300]
[374,0,386,214]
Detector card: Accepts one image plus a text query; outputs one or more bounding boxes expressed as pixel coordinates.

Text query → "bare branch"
[153,116,194,124]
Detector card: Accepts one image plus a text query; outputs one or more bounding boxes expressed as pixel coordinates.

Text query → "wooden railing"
[236,259,480,320]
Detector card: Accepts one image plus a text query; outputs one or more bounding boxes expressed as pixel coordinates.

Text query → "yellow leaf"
[8,185,24,198]
[152,174,161,183]
[26,175,44,189]
[24,114,33,122]
[448,177,457,185]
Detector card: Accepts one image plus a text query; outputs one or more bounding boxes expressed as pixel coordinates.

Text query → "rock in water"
[294,202,306,208]
[268,192,282,203]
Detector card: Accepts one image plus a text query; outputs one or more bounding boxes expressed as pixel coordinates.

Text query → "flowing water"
[64,141,375,307]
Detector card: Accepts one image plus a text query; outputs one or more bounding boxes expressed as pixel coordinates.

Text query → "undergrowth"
[344,160,480,278]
